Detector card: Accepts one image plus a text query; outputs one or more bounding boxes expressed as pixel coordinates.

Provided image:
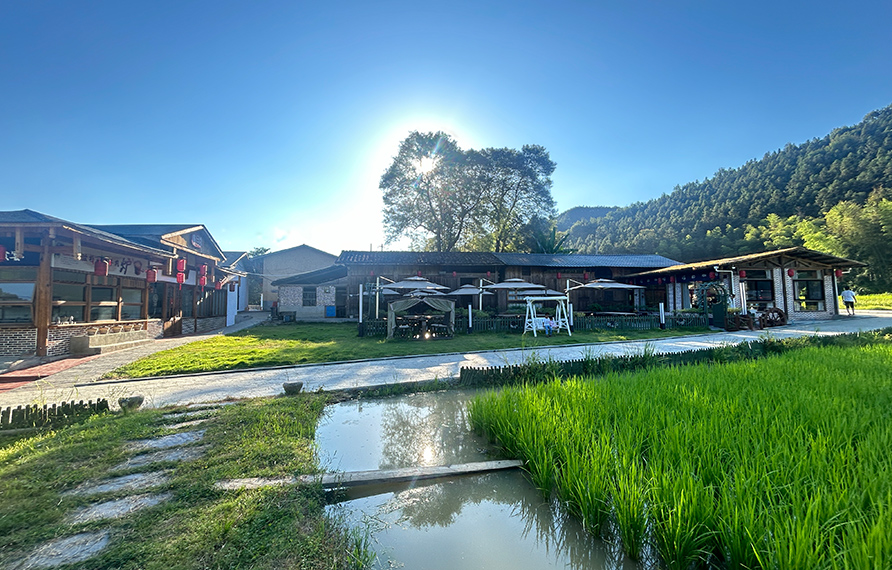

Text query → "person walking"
[841,286,857,316]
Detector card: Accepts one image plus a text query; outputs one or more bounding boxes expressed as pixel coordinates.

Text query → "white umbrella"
[569,279,644,291]
[483,278,546,291]
[387,276,449,291]
[406,289,446,297]
[446,284,494,296]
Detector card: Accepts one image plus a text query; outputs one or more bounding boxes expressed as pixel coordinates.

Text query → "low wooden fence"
[360,313,708,337]
[1,399,110,431]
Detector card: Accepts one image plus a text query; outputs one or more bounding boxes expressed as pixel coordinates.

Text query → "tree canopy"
[380,132,556,252]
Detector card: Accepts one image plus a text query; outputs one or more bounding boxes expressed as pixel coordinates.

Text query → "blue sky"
[2,1,891,255]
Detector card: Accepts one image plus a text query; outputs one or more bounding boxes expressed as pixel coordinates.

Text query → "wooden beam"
[214,459,524,491]
[34,242,52,356]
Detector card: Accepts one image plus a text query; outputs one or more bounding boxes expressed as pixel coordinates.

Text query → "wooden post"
[35,239,52,356]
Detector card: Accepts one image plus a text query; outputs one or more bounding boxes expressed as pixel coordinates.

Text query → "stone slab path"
[7,405,220,569]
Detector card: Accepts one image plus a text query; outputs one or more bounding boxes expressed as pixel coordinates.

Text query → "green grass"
[847,292,892,310]
[469,344,892,569]
[104,322,709,379]
[0,395,369,569]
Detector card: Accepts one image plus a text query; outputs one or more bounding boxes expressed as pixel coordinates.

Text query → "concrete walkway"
[1,312,890,410]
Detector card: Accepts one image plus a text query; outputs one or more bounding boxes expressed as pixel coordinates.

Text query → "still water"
[316,390,638,570]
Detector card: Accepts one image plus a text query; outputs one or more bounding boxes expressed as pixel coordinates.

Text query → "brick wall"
[182,319,195,335]
[0,327,38,357]
[196,316,225,333]
[147,320,163,339]
[46,326,87,357]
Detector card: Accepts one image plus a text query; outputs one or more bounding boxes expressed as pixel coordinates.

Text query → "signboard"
[52,249,155,279]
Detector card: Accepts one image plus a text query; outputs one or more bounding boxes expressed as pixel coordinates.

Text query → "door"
[162,283,182,337]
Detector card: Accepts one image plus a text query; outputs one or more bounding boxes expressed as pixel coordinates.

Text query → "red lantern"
[486,271,491,278]
[176,272,185,290]
[199,264,208,276]
[738,270,747,279]
[0,245,6,262]
[146,268,157,283]
[556,272,561,279]
[214,280,222,290]
[176,258,187,273]
[708,271,716,280]
[657,278,663,284]
[199,276,207,288]
[94,258,109,276]
[370,270,374,276]
[787,268,795,277]
[417,271,422,277]
[835,269,843,278]
[229,282,236,292]
[670,276,676,283]
[452,271,457,277]
[584,272,589,281]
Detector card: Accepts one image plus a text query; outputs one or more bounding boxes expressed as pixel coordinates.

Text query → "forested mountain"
[556,206,616,231]
[565,104,892,291]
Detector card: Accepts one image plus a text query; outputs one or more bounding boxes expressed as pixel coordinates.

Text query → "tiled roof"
[630,247,867,277]
[0,209,64,224]
[337,251,503,266]
[494,253,680,268]
[88,224,202,237]
[272,264,347,286]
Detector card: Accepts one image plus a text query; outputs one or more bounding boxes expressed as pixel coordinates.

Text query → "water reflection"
[318,391,637,570]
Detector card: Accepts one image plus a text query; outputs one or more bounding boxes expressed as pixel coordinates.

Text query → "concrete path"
[1,312,890,410]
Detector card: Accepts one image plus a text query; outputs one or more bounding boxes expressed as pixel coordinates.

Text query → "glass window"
[795,270,819,279]
[795,278,825,311]
[0,283,35,302]
[148,284,164,318]
[91,287,116,302]
[90,306,117,321]
[53,305,85,323]
[182,287,194,317]
[122,288,142,304]
[0,305,32,323]
[0,267,38,281]
[52,269,87,283]
[742,270,769,279]
[746,281,773,301]
[52,283,85,302]
[121,305,142,320]
[303,288,317,306]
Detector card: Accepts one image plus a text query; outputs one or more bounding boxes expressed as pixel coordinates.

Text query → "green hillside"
[566,104,892,291]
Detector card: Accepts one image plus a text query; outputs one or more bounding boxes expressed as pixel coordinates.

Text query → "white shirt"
[841,289,856,303]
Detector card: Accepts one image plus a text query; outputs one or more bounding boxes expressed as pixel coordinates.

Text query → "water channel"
[316,389,639,570]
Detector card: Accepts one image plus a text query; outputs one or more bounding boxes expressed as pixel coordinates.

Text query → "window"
[121,288,143,320]
[303,287,317,307]
[746,281,774,301]
[794,270,825,311]
[0,267,36,324]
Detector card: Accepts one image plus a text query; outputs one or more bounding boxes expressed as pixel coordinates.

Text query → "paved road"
[2,312,890,410]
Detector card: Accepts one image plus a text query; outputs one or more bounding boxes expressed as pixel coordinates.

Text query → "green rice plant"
[610,453,648,560]
[649,465,716,570]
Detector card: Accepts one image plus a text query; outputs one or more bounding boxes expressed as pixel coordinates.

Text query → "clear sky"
[2,1,891,256]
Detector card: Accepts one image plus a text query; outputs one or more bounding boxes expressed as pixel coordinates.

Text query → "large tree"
[380,132,557,252]
[380,131,482,252]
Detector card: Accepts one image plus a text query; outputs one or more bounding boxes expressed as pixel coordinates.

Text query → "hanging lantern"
[584,272,589,281]
[199,275,207,289]
[94,258,109,276]
[214,280,222,290]
[176,258,187,273]
[199,264,208,276]
[369,270,374,277]
[787,268,795,277]
[452,271,457,277]
[670,276,676,283]
[738,270,747,279]
[176,272,185,290]
[657,278,663,285]
[708,271,716,280]
[486,271,491,278]
[146,268,157,283]
[835,269,843,278]
[417,271,422,277]
[229,282,236,292]
[0,245,5,262]
[556,272,561,279]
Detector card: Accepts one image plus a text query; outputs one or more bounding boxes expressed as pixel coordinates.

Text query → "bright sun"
[417,156,438,174]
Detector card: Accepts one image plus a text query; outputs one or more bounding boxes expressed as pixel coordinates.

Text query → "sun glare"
[417,156,438,174]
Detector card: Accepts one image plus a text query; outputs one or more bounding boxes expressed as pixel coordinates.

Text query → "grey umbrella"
[483,278,546,291]
[568,279,644,291]
[387,276,449,291]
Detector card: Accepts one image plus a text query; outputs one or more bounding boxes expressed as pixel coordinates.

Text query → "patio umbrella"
[364,287,400,296]
[446,284,494,296]
[483,278,546,291]
[406,289,446,298]
[387,276,449,291]
[568,279,644,291]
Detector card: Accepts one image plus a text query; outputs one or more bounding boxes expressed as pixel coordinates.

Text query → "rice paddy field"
[469,344,892,569]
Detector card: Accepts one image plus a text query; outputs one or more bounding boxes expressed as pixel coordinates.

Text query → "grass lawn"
[470,343,892,569]
[104,322,709,379]
[848,292,892,310]
[0,394,368,569]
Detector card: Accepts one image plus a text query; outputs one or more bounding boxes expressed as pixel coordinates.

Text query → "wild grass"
[469,344,892,569]
[103,322,708,379]
[0,395,370,569]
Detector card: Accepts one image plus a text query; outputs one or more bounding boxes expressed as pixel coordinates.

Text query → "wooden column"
[34,240,52,356]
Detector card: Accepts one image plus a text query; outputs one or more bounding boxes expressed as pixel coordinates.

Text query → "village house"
[251,245,338,310]
[0,210,245,359]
